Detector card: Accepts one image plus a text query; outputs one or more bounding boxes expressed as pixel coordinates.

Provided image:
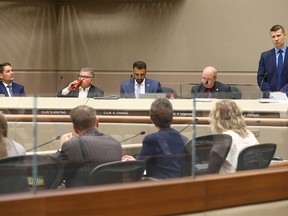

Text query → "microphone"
[259,72,268,98]
[27,135,61,152]
[194,82,207,98]
[179,119,198,132]
[120,131,146,143]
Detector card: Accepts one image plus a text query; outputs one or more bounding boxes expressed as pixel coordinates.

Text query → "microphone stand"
[27,136,61,152]
[120,131,145,143]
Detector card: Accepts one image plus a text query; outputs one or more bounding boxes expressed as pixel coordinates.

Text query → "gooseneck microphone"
[259,72,268,98]
[179,119,199,132]
[194,81,208,98]
[27,135,61,152]
[120,131,146,143]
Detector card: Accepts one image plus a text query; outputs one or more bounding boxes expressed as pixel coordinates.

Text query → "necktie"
[277,50,283,90]
[136,84,141,98]
[7,85,13,97]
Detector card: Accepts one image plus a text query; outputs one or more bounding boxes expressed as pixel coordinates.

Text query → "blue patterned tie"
[136,84,141,98]
[7,85,13,97]
[277,50,283,90]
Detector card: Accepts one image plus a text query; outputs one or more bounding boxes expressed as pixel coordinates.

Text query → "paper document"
[269,92,288,100]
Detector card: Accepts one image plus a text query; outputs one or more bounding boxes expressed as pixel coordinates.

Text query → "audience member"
[209,100,259,173]
[191,66,232,99]
[0,62,26,97]
[257,24,288,98]
[122,98,188,179]
[57,68,104,98]
[57,105,122,188]
[120,61,163,98]
[0,113,26,158]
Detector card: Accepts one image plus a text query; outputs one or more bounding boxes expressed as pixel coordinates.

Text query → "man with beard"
[120,61,163,98]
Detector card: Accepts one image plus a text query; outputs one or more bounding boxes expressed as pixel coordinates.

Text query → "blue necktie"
[136,84,141,98]
[7,85,13,97]
[277,50,283,90]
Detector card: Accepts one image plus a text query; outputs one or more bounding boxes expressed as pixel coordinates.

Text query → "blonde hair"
[0,113,8,157]
[209,100,248,138]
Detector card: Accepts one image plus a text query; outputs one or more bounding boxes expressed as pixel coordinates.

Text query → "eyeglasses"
[78,75,93,79]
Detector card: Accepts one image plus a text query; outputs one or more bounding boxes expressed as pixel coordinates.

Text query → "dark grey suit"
[58,128,122,188]
[191,81,232,99]
[56,85,104,98]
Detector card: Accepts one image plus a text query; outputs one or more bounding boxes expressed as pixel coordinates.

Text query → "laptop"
[138,93,166,99]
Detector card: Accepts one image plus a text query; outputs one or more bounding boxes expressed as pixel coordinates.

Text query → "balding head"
[202,66,217,88]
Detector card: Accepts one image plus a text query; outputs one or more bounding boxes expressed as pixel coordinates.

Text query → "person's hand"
[67,80,79,91]
[122,155,136,161]
[60,132,74,146]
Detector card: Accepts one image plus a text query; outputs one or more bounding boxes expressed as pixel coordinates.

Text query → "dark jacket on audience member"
[58,128,122,188]
[137,127,188,179]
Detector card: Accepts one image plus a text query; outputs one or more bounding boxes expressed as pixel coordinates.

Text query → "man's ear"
[95,118,99,128]
[73,124,79,134]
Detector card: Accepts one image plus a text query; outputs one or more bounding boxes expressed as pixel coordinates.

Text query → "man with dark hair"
[0,62,25,97]
[57,68,104,98]
[257,24,288,98]
[58,105,122,188]
[120,61,163,98]
[191,66,232,99]
[122,98,188,179]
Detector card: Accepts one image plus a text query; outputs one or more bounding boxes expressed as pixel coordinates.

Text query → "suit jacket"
[0,81,26,97]
[120,78,163,98]
[56,85,104,98]
[137,128,188,179]
[191,81,232,99]
[58,128,122,188]
[257,47,288,97]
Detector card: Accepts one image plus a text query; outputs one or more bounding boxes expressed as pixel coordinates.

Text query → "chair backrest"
[88,160,145,186]
[230,85,242,99]
[236,143,277,171]
[0,154,63,195]
[162,87,177,99]
[181,134,232,176]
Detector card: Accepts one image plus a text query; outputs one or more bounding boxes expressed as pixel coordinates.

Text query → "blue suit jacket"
[257,47,288,96]
[0,81,26,97]
[137,128,188,179]
[120,78,163,98]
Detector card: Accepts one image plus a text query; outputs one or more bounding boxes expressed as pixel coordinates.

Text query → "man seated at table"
[57,105,122,188]
[191,66,232,99]
[120,61,163,98]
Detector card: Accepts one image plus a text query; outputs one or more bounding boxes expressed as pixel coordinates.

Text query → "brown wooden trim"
[0,168,287,215]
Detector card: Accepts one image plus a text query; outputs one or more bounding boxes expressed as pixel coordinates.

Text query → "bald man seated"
[191,66,232,99]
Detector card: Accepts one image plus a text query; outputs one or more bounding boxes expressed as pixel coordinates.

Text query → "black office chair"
[236,143,277,171]
[0,154,63,195]
[230,85,242,99]
[181,134,232,176]
[162,87,177,99]
[88,160,145,186]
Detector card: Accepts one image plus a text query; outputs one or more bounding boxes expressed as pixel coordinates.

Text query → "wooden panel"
[0,168,288,215]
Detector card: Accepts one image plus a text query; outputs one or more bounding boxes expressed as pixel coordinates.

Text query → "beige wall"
[1,0,288,96]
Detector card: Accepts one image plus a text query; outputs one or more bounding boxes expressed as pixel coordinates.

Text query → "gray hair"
[80,68,95,78]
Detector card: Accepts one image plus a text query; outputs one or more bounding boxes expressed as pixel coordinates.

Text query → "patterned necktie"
[277,50,283,90]
[7,85,13,97]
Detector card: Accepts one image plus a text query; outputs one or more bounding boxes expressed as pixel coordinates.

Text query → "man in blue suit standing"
[0,62,26,97]
[120,61,163,98]
[257,25,288,98]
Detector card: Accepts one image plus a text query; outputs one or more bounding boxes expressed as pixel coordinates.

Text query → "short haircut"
[150,98,173,128]
[0,62,11,73]
[133,61,147,70]
[80,67,95,78]
[70,105,96,131]
[209,99,248,137]
[270,25,285,34]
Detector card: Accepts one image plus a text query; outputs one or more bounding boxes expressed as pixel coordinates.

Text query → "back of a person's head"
[0,113,8,157]
[150,98,173,128]
[209,99,247,137]
[70,105,96,131]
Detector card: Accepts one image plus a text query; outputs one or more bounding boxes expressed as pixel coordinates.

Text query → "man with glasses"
[57,68,104,98]
[191,66,232,99]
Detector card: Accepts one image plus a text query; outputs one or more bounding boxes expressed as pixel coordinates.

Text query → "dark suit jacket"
[137,128,188,179]
[56,85,104,98]
[0,81,26,97]
[257,47,288,97]
[191,81,232,99]
[120,78,163,98]
[58,128,122,188]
